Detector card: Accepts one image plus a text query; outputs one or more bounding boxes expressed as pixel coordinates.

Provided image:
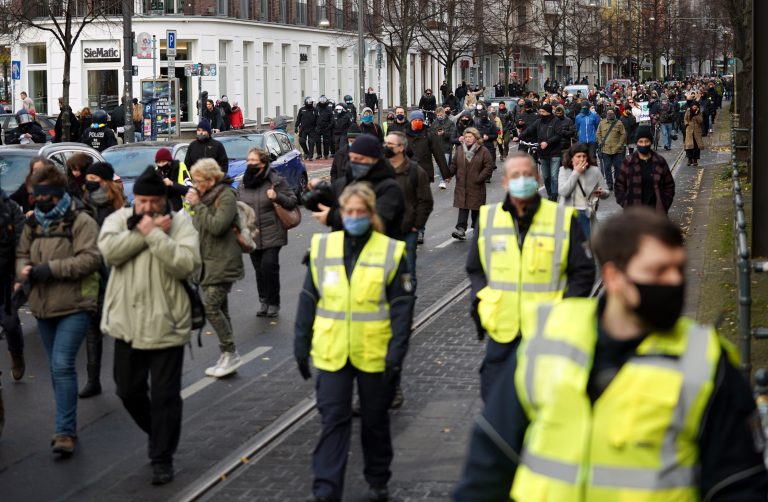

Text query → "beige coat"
[98,208,201,350]
[684,110,705,150]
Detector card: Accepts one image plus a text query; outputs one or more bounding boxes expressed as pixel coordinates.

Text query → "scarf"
[463,141,480,162]
[34,192,72,235]
[200,181,229,207]
[88,188,110,206]
[243,167,269,188]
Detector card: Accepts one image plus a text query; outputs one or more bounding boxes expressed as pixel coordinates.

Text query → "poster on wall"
[141,78,179,139]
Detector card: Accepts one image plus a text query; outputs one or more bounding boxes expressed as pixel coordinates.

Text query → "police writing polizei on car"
[79,109,117,153]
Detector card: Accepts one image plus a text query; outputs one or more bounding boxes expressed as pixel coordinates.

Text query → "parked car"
[102,141,188,199]
[213,129,308,198]
[0,142,105,192]
[1,113,57,144]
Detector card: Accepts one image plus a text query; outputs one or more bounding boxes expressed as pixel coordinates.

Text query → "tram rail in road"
[172,279,471,502]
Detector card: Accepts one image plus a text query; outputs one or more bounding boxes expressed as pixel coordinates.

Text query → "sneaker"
[51,435,76,456]
[368,485,389,501]
[213,351,242,378]
[266,305,280,318]
[256,302,268,317]
[390,384,404,410]
[205,353,227,377]
[438,181,447,189]
[664,145,671,150]
[151,462,174,485]
[10,352,24,381]
[416,229,425,245]
[452,227,466,240]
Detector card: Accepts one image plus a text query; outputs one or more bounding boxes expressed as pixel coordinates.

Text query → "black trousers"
[299,130,315,157]
[456,208,480,231]
[313,362,395,500]
[249,246,281,306]
[480,337,521,402]
[318,129,333,157]
[113,339,184,465]
[332,133,346,152]
[0,277,23,355]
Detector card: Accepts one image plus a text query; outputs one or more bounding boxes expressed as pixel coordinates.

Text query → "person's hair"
[503,151,537,177]
[563,143,597,169]
[206,99,214,106]
[462,127,482,144]
[87,179,126,210]
[20,91,27,97]
[66,153,94,179]
[190,158,225,182]
[386,130,407,148]
[338,182,384,233]
[247,147,271,167]
[592,207,684,271]
[29,164,67,188]
[80,107,92,117]
[395,106,405,113]
[26,156,55,188]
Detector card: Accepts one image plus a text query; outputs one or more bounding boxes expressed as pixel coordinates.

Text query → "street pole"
[122,0,134,143]
[752,0,768,256]
[358,0,365,114]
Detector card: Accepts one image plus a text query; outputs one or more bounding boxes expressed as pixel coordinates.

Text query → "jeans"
[539,156,561,198]
[36,311,91,436]
[202,283,235,353]
[600,152,624,189]
[661,122,674,148]
[403,231,418,292]
[250,247,281,306]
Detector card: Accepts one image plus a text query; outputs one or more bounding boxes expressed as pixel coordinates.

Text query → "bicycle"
[519,140,541,175]
[650,115,661,150]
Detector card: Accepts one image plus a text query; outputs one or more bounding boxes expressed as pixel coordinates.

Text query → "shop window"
[28,71,48,114]
[28,45,46,64]
[160,40,190,61]
[87,70,119,113]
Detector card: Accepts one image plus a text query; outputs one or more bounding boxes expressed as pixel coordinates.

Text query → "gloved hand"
[297,358,312,380]
[383,363,401,386]
[471,298,486,341]
[29,264,53,283]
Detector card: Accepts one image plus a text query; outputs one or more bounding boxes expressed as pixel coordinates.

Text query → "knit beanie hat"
[409,110,425,121]
[635,125,654,143]
[540,103,553,114]
[197,118,212,134]
[349,134,382,158]
[347,123,362,138]
[86,162,114,181]
[155,148,173,163]
[133,166,167,196]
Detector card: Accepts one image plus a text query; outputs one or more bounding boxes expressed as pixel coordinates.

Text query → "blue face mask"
[637,145,652,155]
[349,161,373,179]
[508,176,539,199]
[343,215,371,236]
[361,115,373,124]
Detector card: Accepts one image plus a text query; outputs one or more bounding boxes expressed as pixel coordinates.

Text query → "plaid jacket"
[614,151,675,213]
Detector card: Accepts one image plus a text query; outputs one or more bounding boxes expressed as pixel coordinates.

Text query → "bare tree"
[601,6,633,80]
[529,0,568,80]
[417,0,478,93]
[566,6,598,81]
[483,0,528,89]
[1,0,121,140]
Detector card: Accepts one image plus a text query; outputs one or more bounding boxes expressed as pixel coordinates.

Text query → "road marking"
[181,346,272,400]
[435,228,474,248]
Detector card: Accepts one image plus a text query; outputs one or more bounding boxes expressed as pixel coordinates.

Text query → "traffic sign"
[167,30,177,57]
[11,60,20,80]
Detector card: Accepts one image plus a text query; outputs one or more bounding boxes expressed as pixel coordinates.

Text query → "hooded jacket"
[406,126,450,182]
[575,110,601,144]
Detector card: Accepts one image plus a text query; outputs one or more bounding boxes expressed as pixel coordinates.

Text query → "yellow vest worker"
[154,148,191,212]
[466,153,595,401]
[294,183,414,502]
[455,208,768,501]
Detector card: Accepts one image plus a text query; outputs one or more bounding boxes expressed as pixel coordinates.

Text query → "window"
[296,0,308,24]
[160,40,190,61]
[334,0,343,28]
[87,70,119,112]
[260,0,269,20]
[28,44,46,64]
[265,134,281,158]
[218,0,228,15]
[27,44,48,113]
[319,47,327,96]
[219,41,230,97]
[239,0,249,18]
[277,133,293,153]
[279,0,287,22]
[244,42,253,117]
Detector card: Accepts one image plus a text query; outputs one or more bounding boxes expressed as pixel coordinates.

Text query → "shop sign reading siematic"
[83,40,121,63]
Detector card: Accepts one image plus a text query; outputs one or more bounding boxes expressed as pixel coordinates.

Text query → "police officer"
[79,109,117,152]
[467,152,595,401]
[316,95,333,160]
[296,97,318,161]
[7,111,46,144]
[455,207,768,501]
[295,182,415,502]
[331,104,352,152]
[343,94,357,122]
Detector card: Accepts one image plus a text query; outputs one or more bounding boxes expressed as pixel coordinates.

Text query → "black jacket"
[473,118,499,155]
[391,157,434,234]
[7,123,46,145]
[219,101,232,130]
[332,111,353,135]
[556,115,576,151]
[79,126,117,152]
[158,160,191,212]
[203,106,224,131]
[522,116,563,159]
[365,92,379,111]
[405,127,450,182]
[295,105,318,133]
[316,103,333,132]
[330,143,351,182]
[359,122,384,141]
[327,157,405,240]
[418,94,437,111]
[184,137,229,173]
[54,106,80,143]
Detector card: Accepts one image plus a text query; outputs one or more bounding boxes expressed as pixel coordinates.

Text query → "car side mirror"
[269,151,278,161]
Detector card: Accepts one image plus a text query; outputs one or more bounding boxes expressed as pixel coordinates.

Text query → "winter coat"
[295,105,318,133]
[203,106,224,131]
[158,160,191,212]
[620,113,638,145]
[684,110,704,150]
[219,101,232,130]
[405,127,450,182]
[575,111,600,144]
[359,122,384,141]
[514,109,539,134]
[99,208,201,350]
[419,94,437,111]
[596,118,627,155]
[522,116,562,159]
[237,169,298,250]
[332,111,353,135]
[391,158,434,234]
[191,183,245,286]
[54,106,80,143]
[316,103,333,132]
[7,123,46,144]
[614,151,675,213]
[16,203,101,318]
[365,92,379,111]
[184,137,229,173]
[444,95,460,113]
[448,143,494,210]
[230,106,244,129]
[429,116,457,153]
[557,165,610,210]
[473,118,499,156]
[464,90,484,110]
[556,115,576,151]
[330,143,351,182]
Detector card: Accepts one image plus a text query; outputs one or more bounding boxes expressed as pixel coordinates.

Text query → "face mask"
[581,108,589,115]
[343,215,371,236]
[637,145,651,155]
[362,115,373,124]
[196,134,209,141]
[395,114,405,121]
[382,146,396,158]
[245,163,264,174]
[85,181,101,192]
[541,114,553,122]
[508,176,539,199]
[34,199,56,213]
[349,161,373,179]
[411,119,424,131]
[606,113,616,121]
[631,281,686,331]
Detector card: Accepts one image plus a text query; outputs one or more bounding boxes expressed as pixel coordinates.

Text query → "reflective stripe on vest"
[476,200,572,342]
[309,231,403,372]
[512,299,719,501]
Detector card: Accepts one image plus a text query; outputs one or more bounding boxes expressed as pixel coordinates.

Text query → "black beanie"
[635,125,654,143]
[197,118,212,134]
[86,162,114,181]
[133,166,167,196]
[347,123,362,139]
[349,134,382,158]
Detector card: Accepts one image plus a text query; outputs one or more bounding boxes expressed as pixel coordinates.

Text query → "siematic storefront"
[82,39,121,113]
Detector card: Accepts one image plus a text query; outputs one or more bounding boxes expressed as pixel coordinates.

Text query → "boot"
[79,327,102,398]
[10,351,24,381]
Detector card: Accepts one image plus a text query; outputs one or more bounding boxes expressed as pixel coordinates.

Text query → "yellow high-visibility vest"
[476,199,573,342]
[309,230,405,373]
[512,298,721,502]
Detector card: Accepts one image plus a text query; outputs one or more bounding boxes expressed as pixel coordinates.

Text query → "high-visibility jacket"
[309,230,405,373]
[512,298,722,502]
[476,199,573,342]
[178,161,192,212]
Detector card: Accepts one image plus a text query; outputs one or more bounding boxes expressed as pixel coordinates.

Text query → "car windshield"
[0,152,34,192]
[104,148,163,178]
[217,135,264,159]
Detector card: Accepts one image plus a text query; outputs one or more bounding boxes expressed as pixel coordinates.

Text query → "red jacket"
[230,107,244,129]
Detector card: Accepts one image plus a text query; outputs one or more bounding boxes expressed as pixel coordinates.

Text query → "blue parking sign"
[11,60,21,80]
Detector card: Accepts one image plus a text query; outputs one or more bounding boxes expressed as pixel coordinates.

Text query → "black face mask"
[631,281,686,331]
[243,163,267,187]
[85,181,101,193]
[34,199,56,213]
[382,146,396,158]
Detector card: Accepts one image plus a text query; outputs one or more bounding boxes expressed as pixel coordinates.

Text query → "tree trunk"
[62,20,73,143]
[399,47,409,107]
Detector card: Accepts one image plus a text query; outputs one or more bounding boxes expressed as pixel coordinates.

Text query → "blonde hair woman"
[294,182,414,502]
[448,127,494,240]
